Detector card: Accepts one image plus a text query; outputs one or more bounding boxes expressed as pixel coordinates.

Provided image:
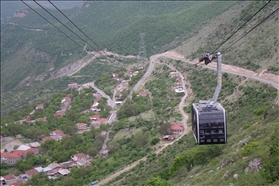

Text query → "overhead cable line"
[212,0,272,53]
[33,0,100,54]
[48,0,108,55]
[221,6,279,54]
[21,0,85,49]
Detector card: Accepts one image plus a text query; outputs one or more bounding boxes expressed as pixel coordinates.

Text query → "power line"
[21,0,85,50]
[48,0,108,55]
[33,0,99,53]
[221,6,279,54]
[212,0,272,53]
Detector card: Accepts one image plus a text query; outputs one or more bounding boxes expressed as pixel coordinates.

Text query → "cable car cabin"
[192,101,227,145]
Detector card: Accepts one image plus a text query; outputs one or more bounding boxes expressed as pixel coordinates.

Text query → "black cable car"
[192,101,227,144]
[192,52,227,145]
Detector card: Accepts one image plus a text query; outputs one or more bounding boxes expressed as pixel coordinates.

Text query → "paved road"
[85,82,116,108]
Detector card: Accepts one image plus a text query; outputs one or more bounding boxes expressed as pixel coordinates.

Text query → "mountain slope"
[1,1,237,93]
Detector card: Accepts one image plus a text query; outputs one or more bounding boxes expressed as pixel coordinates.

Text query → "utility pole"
[138,33,147,63]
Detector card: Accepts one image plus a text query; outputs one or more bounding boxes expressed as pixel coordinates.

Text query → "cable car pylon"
[192,52,227,145]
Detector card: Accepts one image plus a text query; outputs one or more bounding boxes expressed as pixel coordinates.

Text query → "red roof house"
[96,118,107,124]
[51,130,64,136]
[54,110,64,118]
[68,82,79,89]
[1,174,18,185]
[36,117,47,122]
[71,153,89,161]
[0,152,21,165]
[90,115,100,121]
[76,123,87,130]
[35,104,44,110]
[94,97,101,103]
[138,91,148,96]
[25,168,39,179]
[41,136,55,142]
[170,124,184,134]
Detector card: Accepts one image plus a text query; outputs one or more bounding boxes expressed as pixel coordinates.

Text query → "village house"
[36,117,47,122]
[71,153,91,167]
[94,96,101,103]
[58,169,70,177]
[35,104,44,110]
[59,160,76,169]
[41,136,55,142]
[71,153,89,162]
[90,114,100,122]
[24,168,39,180]
[112,73,121,81]
[95,118,108,125]
[0,152,21,165]
[138,91,148,96]
[68,82,79,89]
[50,130,64,136]
[76,123,88,133]
[60,105,68,111]
[61,96,71,106]
[1,174,19,186]
[170,124,184,134]
[28,142,40,148]
[54,110,64,118]
[126,71,132,77]
[0,145,39,165]
[41,130,67,141]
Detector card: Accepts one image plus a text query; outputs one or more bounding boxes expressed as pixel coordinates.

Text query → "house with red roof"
[61,96,71,106]
[68,82,79,89]
[138,91,148,96]
[96,118,107,124]
[76,123,87,131]
[170,124,184,134]
[126,71,132,77]
[1,174,19,185]
[60,105,68,111]
[41,136,55,142]
[25,168,39,179]
[94,96,101,103]
[36,104,44,110]
[90,115,100,121]
[36,117,47,122]
[54,110,64,118]
[51,130,64,136]
[0,152,21,165]
[71,153,91,167]
[71,153,89,162]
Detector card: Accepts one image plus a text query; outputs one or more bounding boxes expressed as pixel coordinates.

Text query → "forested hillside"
[1,1,236,95]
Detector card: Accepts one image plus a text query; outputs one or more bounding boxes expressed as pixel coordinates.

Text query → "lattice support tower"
[138,33,147,62]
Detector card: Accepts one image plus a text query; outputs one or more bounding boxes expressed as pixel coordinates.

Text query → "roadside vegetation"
[105,60,279,186]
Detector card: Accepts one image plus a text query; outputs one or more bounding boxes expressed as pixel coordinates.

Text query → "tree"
[133,131,149,148]
[159,122,171,135]
[87,147,98,157]
[145,176,172,186]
